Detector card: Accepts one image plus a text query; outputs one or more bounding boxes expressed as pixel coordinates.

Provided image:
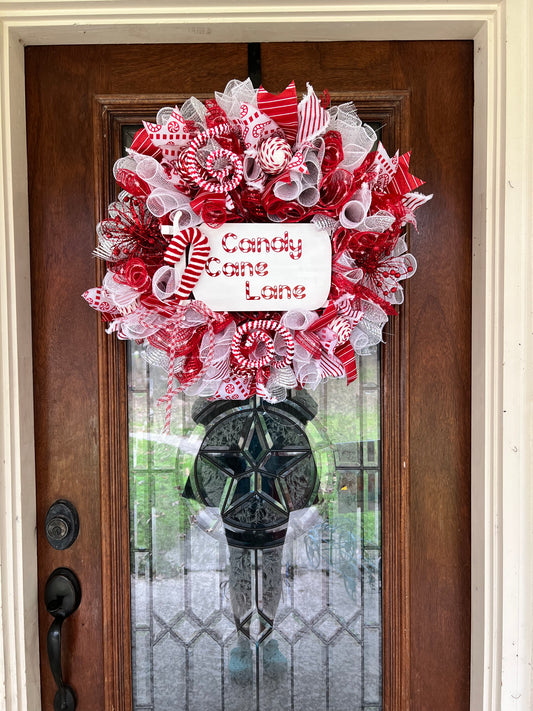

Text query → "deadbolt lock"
[45,500,79,550]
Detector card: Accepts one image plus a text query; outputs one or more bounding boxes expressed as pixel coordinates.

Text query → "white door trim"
[1,3,531,710]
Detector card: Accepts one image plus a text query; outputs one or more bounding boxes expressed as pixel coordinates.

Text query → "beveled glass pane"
[125,120,383,711]
[128,343,382,710]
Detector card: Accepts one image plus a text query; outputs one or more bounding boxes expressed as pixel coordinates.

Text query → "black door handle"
[44,568,81,711]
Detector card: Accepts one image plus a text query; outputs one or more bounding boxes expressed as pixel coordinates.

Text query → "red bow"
[190,192,227,228]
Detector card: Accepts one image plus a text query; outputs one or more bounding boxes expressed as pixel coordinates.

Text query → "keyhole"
[47,517,69,541]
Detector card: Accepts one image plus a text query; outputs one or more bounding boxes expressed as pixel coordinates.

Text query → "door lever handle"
[44,568,81,711]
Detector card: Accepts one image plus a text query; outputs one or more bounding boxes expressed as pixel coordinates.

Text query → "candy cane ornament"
[163,227,210,300]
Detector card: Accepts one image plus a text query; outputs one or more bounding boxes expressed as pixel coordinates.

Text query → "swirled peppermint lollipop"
[258,137,292,175]
[329,316,352,344]
[184,124,244,193]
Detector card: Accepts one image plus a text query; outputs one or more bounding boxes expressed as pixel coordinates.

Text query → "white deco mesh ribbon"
[168,205,202,230]
[116,307,166,341]
[101,271,139,315]
[147,189,199,222]
[339,184,372,229]
[277,310,323,390]
[134,156,171,190]
[294,358,322,390]
[312,214,339,236]
[335,251,364,286]
[281,309,319,331]
[155,106,175,126]
[179,96,208,130]
[266,364,298,402]
[243,154,267,191]
[339,195,395,234]
[273,150,322,208]
[152,265,179,302]
[201,322,235,378]
[180,322,237,398]
[215,78,257,123]
[183,378,221,398]
[143,344,174,371]
[350,299,388,354]
[113,155,139,181]
[130,155,197,220]
[364,211,396,233]
[327,102,377,171]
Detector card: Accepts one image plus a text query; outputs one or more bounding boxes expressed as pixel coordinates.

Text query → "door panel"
[26,41,472,711]
[127,357,382,711]
[26,44,250,711]
[262,42,472,709]
[106,96,397,711]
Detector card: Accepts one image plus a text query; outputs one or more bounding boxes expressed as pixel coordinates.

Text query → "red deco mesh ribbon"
[157,301,225,433]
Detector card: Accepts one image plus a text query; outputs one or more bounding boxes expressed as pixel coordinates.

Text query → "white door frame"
[1,3,531,710]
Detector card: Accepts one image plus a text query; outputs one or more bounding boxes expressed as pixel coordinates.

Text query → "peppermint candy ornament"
[329,315,352,344]
[258,136,292,175]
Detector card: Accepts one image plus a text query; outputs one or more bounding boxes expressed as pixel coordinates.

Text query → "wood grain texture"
[263,41,473,710]
[26,43,249,711]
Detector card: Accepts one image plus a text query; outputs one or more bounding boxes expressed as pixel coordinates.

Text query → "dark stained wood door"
[262,44,472,710]
[26,41,472,711]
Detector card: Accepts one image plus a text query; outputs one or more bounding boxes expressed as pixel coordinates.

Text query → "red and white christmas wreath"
[84,79,431,429]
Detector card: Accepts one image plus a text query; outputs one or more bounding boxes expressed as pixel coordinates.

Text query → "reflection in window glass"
[128,343,381,711]
[124,118,383,711]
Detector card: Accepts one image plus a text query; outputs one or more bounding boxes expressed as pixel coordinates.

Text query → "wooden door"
[26,41,472,711]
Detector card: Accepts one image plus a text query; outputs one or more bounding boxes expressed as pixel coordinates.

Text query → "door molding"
[0,3,531,711]
[94,90,412,711]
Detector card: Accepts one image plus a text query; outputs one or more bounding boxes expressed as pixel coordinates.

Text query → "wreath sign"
[84,79,432,432]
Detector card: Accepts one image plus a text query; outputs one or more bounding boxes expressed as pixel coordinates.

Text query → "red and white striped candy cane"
[160,301,219,433]
[164,227,210,299]
[184,124,243,194]
[231,320,294,370]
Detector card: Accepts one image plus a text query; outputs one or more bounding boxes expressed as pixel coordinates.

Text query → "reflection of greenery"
[129,437,200,577]
[315,490,381,546]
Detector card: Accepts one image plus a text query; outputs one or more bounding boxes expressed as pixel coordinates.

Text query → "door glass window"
[126,125,382,711]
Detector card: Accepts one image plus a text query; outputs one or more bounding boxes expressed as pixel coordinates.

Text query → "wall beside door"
[0,3,531,711]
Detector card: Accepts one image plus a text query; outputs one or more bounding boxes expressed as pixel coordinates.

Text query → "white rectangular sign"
[190,223,331,312]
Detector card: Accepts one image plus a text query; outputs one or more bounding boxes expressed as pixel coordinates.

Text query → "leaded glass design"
[124,119,382,711]
[128,344,381,710]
